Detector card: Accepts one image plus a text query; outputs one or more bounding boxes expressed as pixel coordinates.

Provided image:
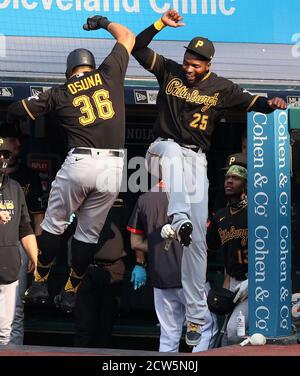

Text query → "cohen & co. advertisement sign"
[247,110,291,337]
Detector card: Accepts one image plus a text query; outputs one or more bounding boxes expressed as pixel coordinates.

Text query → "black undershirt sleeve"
[132,24,160,70]
[132,24,160,51]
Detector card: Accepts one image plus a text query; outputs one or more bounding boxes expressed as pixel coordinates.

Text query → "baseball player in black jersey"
[131,8,287,346]
[7,16,135,312]
[207,163,248,345]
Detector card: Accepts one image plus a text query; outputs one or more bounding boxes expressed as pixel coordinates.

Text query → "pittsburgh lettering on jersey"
[218,226,247,246]
[68,73,102,95]
[165,78,219,112]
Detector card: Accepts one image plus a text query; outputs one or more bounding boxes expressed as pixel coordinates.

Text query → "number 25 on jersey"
[189,113,208,131]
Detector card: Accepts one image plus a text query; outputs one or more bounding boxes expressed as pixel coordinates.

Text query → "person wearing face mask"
[0,137,38,345]
[0,122,44,345]
[131,8,287,346]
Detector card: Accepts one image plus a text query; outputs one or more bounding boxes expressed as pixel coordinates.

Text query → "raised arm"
[132,8,185,69]
[84,15,135,55]
[133,9,184,52]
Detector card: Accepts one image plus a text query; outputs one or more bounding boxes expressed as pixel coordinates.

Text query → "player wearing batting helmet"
[7,16,135,313]
[131,8,287,346]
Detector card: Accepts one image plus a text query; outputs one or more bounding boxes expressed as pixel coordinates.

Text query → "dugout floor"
[1,342,300,356]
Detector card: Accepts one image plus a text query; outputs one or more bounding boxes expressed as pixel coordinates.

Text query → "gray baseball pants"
[41,148,124,243]
[146,138,209,326]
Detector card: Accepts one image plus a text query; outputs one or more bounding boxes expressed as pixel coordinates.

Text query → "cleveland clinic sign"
[247,110,291,337]
[0,0,299,44]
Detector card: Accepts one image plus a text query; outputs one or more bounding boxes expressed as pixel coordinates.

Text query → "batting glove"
[161,224,176,239]
[84,15,112,31]
[131,265,147,290]
[233,279,248,303]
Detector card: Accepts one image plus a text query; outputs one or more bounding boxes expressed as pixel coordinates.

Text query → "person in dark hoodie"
[0,137,38,345]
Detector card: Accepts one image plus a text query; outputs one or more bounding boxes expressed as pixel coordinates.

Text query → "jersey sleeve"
[219,83,260,112]
[21,89,56,120]
[133,45,167,80]
[127,198,144,235]
[99,43,129,82]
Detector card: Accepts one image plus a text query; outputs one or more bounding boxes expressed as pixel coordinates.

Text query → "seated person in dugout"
[206,160,249,345]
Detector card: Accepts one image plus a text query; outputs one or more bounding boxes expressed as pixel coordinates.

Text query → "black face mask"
[0,150,12,171]
[0,150,11,159]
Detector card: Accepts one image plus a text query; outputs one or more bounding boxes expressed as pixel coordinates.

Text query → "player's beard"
[185,71,209,86]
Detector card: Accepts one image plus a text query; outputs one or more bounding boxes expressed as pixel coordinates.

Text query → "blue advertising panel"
[247,110,291,337]
[0,0,299,44]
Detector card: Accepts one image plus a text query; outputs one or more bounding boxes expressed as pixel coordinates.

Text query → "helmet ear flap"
[66,49,96,79]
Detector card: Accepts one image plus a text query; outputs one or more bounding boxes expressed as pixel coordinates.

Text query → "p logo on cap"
[195,40,204,48]
[185,36,215,61]
[221,153,247,171]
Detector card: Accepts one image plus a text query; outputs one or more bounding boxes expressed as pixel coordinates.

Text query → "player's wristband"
[154,18,166,31]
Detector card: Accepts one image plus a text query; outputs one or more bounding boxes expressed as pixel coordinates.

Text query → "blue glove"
[131,265,147,290]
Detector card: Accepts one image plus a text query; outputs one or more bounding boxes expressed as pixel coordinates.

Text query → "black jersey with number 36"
[20,43,129,150]
[150,55,259,152]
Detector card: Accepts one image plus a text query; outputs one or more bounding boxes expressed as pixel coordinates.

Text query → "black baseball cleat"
[54,289,76,313]
[23,281,49,304]
[178,221,193,246]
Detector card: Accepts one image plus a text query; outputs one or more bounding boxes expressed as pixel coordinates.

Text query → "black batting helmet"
[66,48,96,79]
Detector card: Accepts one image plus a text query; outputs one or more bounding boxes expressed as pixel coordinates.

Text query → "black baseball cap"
[222,153,247,170]
[184,36,215,61]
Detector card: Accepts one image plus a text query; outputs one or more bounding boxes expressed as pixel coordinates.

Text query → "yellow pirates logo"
[195,40,204,48]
